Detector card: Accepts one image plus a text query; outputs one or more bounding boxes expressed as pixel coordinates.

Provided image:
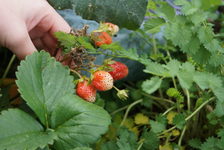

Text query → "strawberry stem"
[70,69,82,79]
[113,85,120,92]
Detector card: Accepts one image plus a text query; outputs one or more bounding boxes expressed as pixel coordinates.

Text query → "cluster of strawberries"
[76,60,129,102]
[91,22,119,47]
[75,22,129,102]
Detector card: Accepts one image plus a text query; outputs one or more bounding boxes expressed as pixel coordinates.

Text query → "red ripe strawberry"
[76,80,97,102]
[108,61,128,80]
[91,31,112,47]
[92,71,114,91]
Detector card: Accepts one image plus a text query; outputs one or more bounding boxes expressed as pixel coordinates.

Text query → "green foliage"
[16,51,74,125]
[51,94,111,149]
[141,130,159,150]
[3,0,224,149]
[173,114,186,129]
[200,137,223,150]
[54,32,76,53]
[0,109,56,150]
[150,115,167,133]
[141,77,162,94]
[144,18,165,33]
[189,138,202,149]
[116,128,138,150]
[71,147,93,150]
[54,32,95,53]
[48,0,148,30]
[0,51,111,149]
[143,61,170,77]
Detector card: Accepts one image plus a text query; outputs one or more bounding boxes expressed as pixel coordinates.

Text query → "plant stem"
[185,97,215,121]
[159,126,176,136]
[159,97,215,136]
[1,54,16,79]
[113,85,120,92]
[142,93,175,104]
[110,105,129,116]
[162,106,175,116]
[172,77,177,89]
[178,126,187,146]
[152,35,157,54]
[120,99,143,126]
[137,142,144,150]
[70,69,82,78]
[186,89,191,111]
[124,83,174,105]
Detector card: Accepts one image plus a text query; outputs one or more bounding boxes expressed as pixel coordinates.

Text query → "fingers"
[0,7,37,59]
[47,5,71,34]
[10,32,37,60]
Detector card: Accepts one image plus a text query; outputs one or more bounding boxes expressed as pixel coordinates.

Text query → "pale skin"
[0,0,71,59]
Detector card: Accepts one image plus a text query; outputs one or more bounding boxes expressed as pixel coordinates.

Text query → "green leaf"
[49,0,148,30]
[200,137,221,150]
[192,47,211,64]
[174,0,188,5]
[76,36,96,50]
[150,115,167,133]
[0,109,56,150]
[193,72,212,90]
[116,127,138,150]
[198,26,214,44]
[194,72,223,93]
[16,51,74,125]
[54,32,76,53]
[189,10,208,25]
[215,101,224,117]
[166,59,181,77]
[141,130,159,150]
[100,42,125,53]
[141,77,162,95]
[204,39,222,52]
[209,53,224,67]
[189,138,202,149]
[173,114,186,129]
[143,61,170,77]
[180,0,201,15]
[181,36,200,55]
[145,1,157,17]
[71,147,93,150]
[120,48,139,61]
[51,94,111,149]
[164,22,192,47]
[194,71,224,102]
[201,0,222,10]
[101,141,118,150]
[150,120,165,133]
[177,62,195,89]
[144,18,166,33]
[156,2,175,21]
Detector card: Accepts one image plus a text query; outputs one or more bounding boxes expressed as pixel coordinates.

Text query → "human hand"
[0,0,71,59]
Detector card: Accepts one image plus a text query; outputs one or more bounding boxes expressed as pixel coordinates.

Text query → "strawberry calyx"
[98,22,119,36]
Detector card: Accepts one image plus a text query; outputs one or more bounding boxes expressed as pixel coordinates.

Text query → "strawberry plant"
[2,0,224,150]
